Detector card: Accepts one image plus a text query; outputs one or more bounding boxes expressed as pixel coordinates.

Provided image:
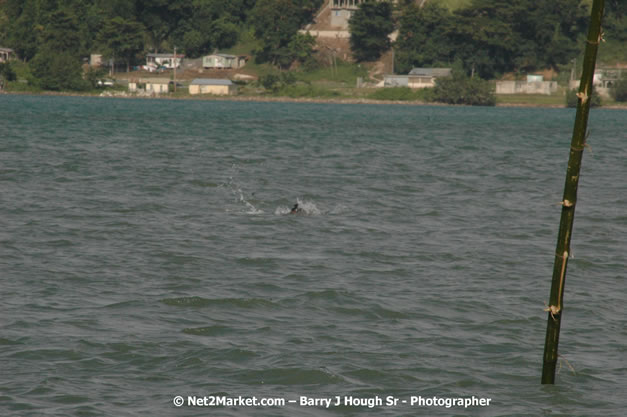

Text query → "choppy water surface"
[1,95,625,416]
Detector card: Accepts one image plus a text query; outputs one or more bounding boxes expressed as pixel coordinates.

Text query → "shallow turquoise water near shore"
[1,95,626,416]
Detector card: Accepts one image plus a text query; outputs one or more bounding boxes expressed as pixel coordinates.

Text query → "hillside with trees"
[0,0,625,95]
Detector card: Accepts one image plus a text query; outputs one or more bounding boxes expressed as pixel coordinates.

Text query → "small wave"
[242,367,344,385]
[161,296,275,309]
[182,325,234,337]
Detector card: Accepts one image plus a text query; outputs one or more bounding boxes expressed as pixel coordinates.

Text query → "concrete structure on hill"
[329,0,397,28]
[384,68,452,89]
[496,75,558,95]
[202,54,247,69]
[189,79,235,95]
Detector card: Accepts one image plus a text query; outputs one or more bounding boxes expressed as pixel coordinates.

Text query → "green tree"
[0,62,17,82]
[431,70,496,106]
[394,0,589,78]
[395,3,453,73]
[4,0,41,61]
[349,1,394,62]
[40,8,83,53]
[30,50,87,91]
[287,32,316,65]
[28,7,87,91]
[250,0,304,67]
[97,16,145,72]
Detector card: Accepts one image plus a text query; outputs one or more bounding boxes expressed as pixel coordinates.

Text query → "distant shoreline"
[3,90,627,110]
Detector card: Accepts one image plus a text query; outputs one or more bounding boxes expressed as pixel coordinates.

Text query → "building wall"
[384,75,409,87]
[408,76,436,89]
[330,9,353,28]
[203,55,237,69]
[496,81,558,95]
[189,84,231,95]
[146,83,169,93]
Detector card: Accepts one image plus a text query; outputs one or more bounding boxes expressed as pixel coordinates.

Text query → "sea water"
[1,94,626,416]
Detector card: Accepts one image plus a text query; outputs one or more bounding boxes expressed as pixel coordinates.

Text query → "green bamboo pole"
[541,0,605,384]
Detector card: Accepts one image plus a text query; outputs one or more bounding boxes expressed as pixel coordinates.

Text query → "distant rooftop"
[206,53,237,59]
[409,68,452,77]
[190,79,233,86]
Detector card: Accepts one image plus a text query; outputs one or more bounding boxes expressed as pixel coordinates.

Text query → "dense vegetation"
[348,1,394,62]
[393,0,626,78]
[0,0,322,89]
[0,0,625,95]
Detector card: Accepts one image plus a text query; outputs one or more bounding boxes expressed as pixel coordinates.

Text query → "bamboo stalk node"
[576,90,589,103]
[561,199,574,207]
[544,304,561,321]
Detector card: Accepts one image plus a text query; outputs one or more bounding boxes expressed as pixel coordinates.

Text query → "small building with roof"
[129,78,171,94]
[202,54,247,69]
[384,68,452,89]
[146,53,184,69]
[0,47,14,63]
[189,78,235,95]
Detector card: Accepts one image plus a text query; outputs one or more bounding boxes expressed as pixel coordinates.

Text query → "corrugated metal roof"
[205,53,237,59]
[191,79,233,86]
[408,68,452,77]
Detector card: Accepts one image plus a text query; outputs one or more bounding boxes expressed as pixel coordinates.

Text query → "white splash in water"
[224,176,263,214]
[275,198,321,216]
[237,187,263,214]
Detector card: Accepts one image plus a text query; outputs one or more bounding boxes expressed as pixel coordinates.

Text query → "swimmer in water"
[290,203,303,214]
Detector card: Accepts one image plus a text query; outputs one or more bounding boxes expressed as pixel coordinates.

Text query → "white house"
[146,53,184,70]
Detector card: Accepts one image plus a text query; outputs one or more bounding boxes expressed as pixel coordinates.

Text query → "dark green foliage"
[85,66,108,88]
[97,16,145,72]
[609,75,627,102]
[4,0,40,61]
[605,0,627,43]
[0,62,17,82]
[288,33,317,66]
[259,72,297,92]
[250,0,321,68]
[1,0,625,92]
[395,3,452,74]
[565,88,601,107]
[40,8,84,54]
[260,74,281,91]
[431,71,496,106]
[30,50,88,91]
[349,1,394,62]
[396,0,589,78]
